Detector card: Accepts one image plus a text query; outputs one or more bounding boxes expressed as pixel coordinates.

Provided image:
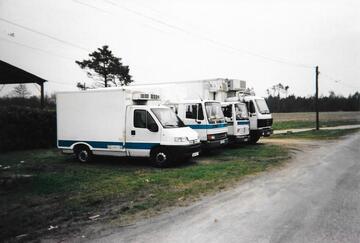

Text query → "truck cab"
[242,96,273,143]
[166,100,228,149]
[125,104,201,165]
[221,101,250,143]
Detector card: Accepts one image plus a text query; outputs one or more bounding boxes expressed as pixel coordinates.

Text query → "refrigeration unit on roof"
[227,79,246,91]
[132,92,160,101]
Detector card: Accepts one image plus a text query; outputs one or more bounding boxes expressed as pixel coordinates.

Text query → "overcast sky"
[0,0,359,97]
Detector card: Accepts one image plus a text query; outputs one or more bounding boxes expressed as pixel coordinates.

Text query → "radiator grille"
[258,118,273,128]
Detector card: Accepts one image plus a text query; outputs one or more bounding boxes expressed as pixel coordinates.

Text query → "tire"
[74,145,93,163]
[150,147,172,167]
[248,134,261,144]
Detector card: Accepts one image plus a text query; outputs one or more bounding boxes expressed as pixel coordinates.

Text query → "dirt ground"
[89,133,360,243]
[82,137,337,243]
[272,111,360,122]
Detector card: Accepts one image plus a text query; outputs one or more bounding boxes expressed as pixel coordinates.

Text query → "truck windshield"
[255,99,270,114]
[235,103,249,119]
[151,108,185,128]
[205,102,225,124]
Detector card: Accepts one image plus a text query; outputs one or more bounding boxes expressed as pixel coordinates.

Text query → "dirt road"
[91,132,360,243]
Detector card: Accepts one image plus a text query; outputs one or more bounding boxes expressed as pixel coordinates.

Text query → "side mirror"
[148,123,159,132]
[195,119,201,124]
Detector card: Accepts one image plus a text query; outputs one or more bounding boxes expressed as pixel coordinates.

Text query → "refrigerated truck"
[221,101,250,143]
[130,78,271,143]
[56,88,201,167]
[166,100,228,148]
[226,94,272,143]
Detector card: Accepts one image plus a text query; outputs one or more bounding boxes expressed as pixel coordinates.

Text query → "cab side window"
[248,101,256,114]
[222,105,232,118]
[134,110,158,131]
[185,104,204,120]
[134,110,146,128]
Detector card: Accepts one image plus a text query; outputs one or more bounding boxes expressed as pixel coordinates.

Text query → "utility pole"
[315,66,319,130]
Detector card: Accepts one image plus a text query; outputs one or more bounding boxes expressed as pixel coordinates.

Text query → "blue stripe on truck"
[125,142,159,149]
[58,140,159,150]
[237,120,250,125]
[188,123,227,129]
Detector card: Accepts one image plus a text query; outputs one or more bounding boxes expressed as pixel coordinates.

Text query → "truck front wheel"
[248,134,261,144]
[151,147,172,167]
[74,145,93,163]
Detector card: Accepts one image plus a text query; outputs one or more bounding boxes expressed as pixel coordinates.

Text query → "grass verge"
[271,128,360,140]
[273,119,359,130]
[0,144,289,241]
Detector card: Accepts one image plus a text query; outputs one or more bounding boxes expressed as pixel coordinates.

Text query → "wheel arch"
[71,142,93,151]
[150,144,166,155]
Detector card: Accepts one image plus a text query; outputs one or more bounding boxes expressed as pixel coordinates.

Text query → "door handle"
[131,130,136,135]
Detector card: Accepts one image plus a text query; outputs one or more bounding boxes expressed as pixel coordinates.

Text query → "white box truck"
[131,78,272,144]
[56,88,201,167]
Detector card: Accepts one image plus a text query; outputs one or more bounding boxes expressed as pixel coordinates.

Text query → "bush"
[0,106,56,152]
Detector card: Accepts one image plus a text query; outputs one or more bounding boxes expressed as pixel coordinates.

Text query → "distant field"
[272,111,360,130]
[272,111,360,122]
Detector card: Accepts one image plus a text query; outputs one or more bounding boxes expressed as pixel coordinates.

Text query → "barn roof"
[0,60,46,85]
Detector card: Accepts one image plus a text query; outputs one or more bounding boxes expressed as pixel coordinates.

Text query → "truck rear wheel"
[150,147,172,167]
[74,145,93,163]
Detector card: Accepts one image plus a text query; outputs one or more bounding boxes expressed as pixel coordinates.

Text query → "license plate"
[192,152,199,157]
[220,139,226,144]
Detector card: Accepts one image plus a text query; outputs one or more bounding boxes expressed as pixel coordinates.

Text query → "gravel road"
[93,132,360,243]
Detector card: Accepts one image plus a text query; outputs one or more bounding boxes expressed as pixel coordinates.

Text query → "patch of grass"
[0,144,289,241]
[273,119,360,130]
[271,128,360,140]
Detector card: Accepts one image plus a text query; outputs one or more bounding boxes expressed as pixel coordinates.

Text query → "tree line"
[265,83,359,112]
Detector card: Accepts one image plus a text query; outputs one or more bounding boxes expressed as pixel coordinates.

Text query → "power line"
[93,0,313,69]
[0,17,89,52]
[321,72,360,90]
[49,80,76,87]
[0,36,75,61]
[71,0,173,35]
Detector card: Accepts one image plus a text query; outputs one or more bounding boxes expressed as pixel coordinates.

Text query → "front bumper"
[202,138,229,149]
[166,143,201,158]
[228,135,250,143]
[259,127,273,137]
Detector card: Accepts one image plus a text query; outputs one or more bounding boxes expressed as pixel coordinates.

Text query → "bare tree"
[269,83,290,97]
[12,84,30,98]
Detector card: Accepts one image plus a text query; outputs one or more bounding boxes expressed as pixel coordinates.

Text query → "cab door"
[125,107,161,157]
[222,104,234,136]
[181,103,207,142]
[246,100,257,130]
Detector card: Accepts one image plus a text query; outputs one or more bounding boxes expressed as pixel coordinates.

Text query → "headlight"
[189,138,201,144]
[174,137,188,142]
[207,134,216,140]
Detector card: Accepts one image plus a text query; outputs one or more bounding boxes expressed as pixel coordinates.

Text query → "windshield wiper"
[163,124,178,128]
